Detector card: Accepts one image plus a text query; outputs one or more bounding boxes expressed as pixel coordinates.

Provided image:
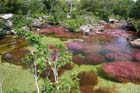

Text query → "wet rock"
[109,18,119,24]
[2,48,30,66]
[79,24,93,35]
[130,39,140,47]
[102,62,140,83]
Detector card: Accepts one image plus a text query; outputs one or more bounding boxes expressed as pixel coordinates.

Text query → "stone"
[79,24,93,35]
[0,14,14,20]
[102,61,140,83]
[130,39,140,47]
[2,48,30,67]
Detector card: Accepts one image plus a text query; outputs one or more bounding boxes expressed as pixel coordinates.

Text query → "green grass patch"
[0,63,43,93]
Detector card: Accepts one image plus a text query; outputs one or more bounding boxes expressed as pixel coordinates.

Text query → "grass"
[1,36,140,93]
[62,64,140,93]
[0,36,63,93]
[0,62,43,93]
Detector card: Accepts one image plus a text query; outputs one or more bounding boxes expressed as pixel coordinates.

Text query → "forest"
[0,0,140,93]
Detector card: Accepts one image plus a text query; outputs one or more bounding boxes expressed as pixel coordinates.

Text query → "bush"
[77,70,98,87]
[13,15,33,29]
[62,17,85,32]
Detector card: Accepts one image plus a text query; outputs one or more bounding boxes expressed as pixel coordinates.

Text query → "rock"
[122,22,136,31]
[6,20,13,28]
[99,20,107,25]
[102,62,140,83]
[130,39,140,47]
[2,48,30,67]
[109,18,119,24]
[0,14,14,20]
[22,25,30,31]
[79,24,93,35]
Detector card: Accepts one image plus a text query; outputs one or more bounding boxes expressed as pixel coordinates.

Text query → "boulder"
[102,62,140,83]
[79,24,93,35]
[130,39,140,47]
[0,14,14,20]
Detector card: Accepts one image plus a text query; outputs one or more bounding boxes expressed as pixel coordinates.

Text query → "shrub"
[77,70,98,87]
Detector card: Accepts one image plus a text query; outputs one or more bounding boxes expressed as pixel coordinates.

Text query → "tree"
[130,0,140,19]
[16,28,77,93]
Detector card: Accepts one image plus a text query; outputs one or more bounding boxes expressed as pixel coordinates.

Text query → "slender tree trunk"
[34,75,40,93]
[0,82,2,93]
[33,62,40,93]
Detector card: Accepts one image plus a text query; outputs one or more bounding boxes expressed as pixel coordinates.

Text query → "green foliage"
[130,0,140,19]
[43,72,80,93]
[46,0,69,25]
[15,27,76,92]
[63,17,85,32]
[13,15,33,29]
[0,0,45,15]
[127,18,140,32]
[80,0,134,20]
[0,19,7,29]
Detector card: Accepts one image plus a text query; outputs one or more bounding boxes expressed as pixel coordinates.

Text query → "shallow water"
[1,29,140,93]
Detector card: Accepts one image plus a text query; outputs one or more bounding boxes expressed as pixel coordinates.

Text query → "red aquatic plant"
[77,70,98,87]
[102,61,140,83]
[85,53,105,65]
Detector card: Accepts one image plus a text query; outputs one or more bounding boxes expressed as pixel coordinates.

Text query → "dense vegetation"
[1,0,140,93]
[1,0,140,30]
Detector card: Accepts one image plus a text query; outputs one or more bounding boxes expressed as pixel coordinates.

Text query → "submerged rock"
[2,48,30,67]
[102,61,140,83]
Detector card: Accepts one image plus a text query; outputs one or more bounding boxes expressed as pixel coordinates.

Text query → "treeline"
[1,0,140,32]
[0,0,140,19]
